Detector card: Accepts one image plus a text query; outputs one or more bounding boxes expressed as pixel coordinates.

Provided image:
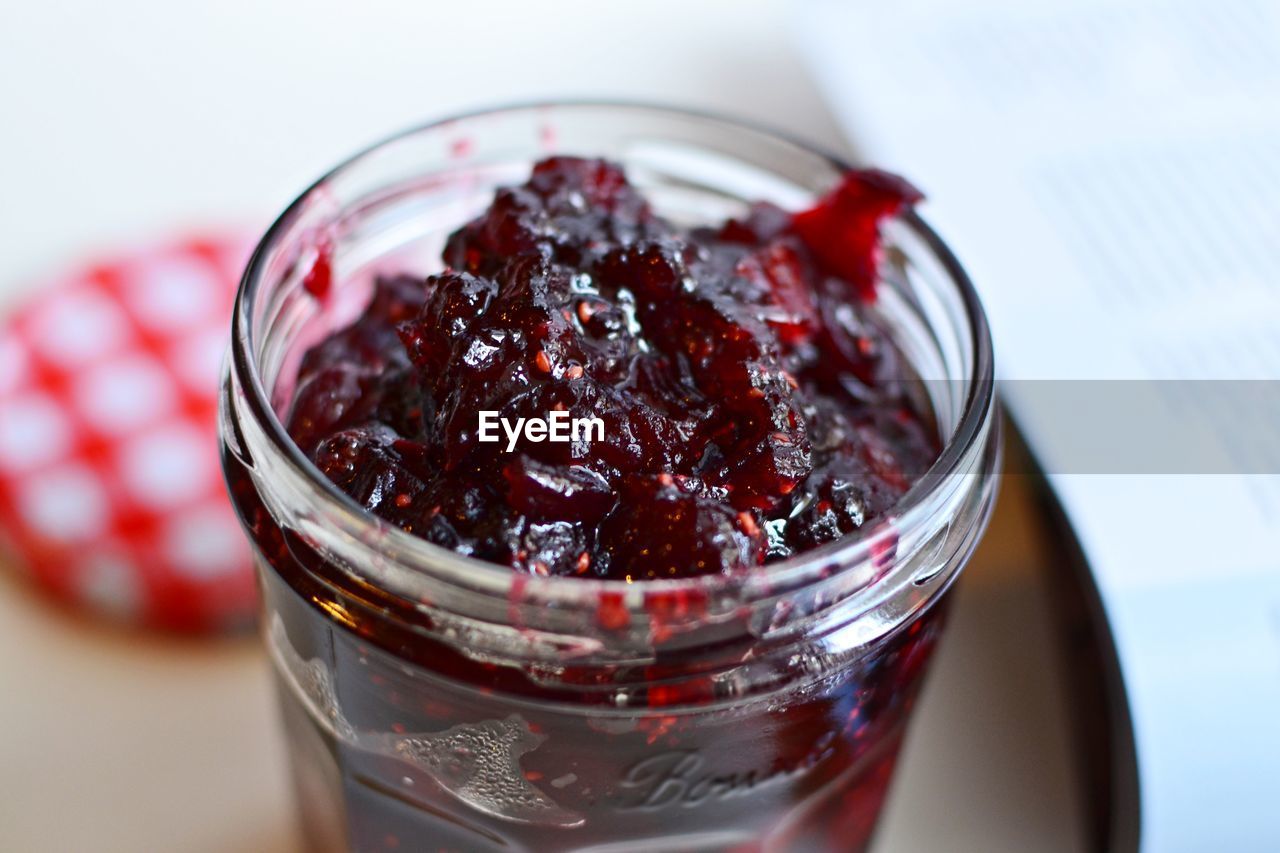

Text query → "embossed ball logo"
[611,734,839,811]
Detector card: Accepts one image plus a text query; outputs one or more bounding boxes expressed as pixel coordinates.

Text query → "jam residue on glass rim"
[286,157,937,580]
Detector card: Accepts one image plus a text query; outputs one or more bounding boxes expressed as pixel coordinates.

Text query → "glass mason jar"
[221,103,999,853]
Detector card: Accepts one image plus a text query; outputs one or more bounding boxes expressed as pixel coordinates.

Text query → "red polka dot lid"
[0,233,257,632]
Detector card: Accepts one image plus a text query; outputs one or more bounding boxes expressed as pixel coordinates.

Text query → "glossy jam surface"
[286,158,936,579]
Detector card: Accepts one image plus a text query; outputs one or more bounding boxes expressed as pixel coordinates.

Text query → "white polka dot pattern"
[0,232,258,632]
[27,288,130,368]
[19,463,109,542]
[124,255,223,332]
[73,354,176,435]
[118,423,212,509]
[0,394,72,471]
[162,507,245,580]
[75,553,144,621]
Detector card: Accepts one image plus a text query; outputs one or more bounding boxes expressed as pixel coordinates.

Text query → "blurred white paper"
[796,0,1280,850]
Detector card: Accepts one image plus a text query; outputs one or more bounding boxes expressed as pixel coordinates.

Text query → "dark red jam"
[224,156,951,852]
[286,158,936,579]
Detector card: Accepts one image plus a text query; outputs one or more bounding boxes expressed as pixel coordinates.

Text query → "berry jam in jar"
[221,104,998,852]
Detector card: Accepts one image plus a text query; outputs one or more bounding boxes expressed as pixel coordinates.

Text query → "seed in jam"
[287,157,936,577]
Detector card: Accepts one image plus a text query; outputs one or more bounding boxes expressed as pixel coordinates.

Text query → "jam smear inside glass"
[286,157,937,580]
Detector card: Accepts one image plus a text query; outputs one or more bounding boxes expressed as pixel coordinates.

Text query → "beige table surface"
[0,3,1085,849]
[0,465,1086,853]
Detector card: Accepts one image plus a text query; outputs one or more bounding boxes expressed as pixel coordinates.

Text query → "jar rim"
[229,99,995,610]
